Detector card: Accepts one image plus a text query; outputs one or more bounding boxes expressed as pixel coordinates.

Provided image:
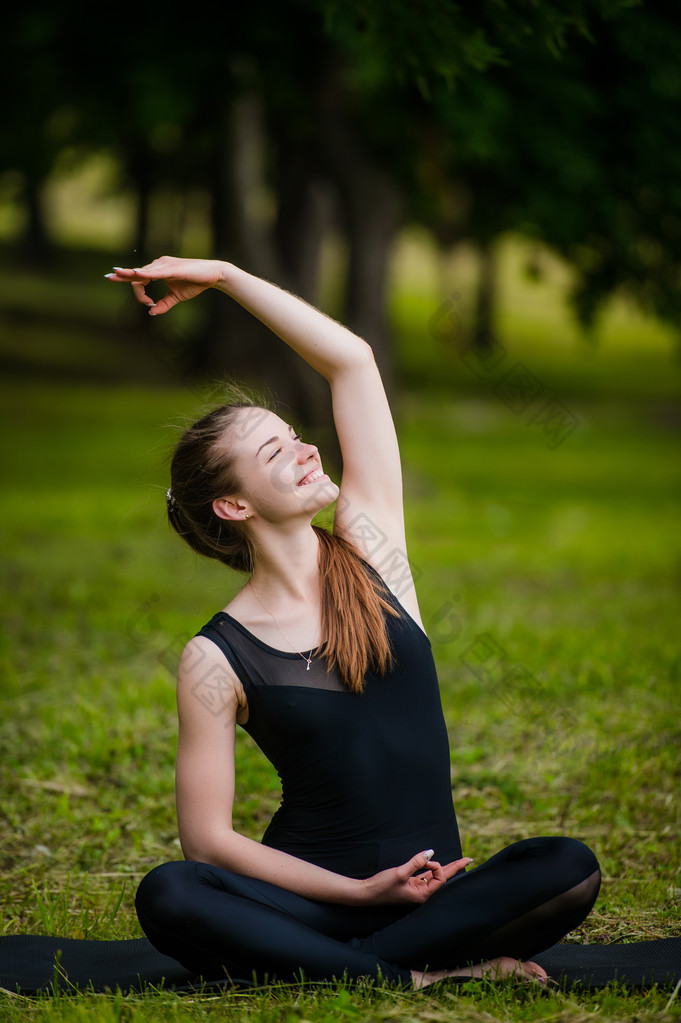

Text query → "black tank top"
[196,581,462,879]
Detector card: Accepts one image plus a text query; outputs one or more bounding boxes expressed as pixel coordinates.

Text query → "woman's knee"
[505,835,599,878]
[552,836,600,882]
[511,836,601,900]
[543,837,601,912]
[135,860,198,929]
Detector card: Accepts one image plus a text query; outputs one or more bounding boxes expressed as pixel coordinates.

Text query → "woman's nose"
[297,440,318,462]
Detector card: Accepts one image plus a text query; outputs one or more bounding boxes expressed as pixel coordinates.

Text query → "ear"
[212,497,252,522]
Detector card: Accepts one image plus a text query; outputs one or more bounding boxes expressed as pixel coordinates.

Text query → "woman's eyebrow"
[256,436,278,457]
[256,426,294,457]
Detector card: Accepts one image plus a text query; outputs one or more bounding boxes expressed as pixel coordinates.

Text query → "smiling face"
[218,408,339,523]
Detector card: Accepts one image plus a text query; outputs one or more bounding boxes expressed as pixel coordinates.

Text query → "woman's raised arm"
[109,257,369,377]
[108,258,419,619]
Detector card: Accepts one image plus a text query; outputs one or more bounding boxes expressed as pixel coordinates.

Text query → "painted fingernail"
[104,273,115,279]
[423,849,434,858]
[112,266,125,271]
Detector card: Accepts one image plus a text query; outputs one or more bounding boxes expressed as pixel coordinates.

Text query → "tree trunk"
[201,95,336,433]
[133,173,151,263]
[21,165,51,265]
[123,139,155,261]
[317,82,402,394]
[272,133,337,431]
[343,179,401,394]
[120,142,157,337]
[471,236,498,351]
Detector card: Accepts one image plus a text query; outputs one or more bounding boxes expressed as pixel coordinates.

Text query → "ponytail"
[315,526,399,693]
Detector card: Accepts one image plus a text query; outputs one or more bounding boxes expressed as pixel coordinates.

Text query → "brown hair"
[167,400,399,692]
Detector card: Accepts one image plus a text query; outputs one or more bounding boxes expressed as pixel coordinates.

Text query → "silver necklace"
[249,583,315,670]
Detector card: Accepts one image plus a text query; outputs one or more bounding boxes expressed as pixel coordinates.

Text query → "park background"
[0,2,679,1021]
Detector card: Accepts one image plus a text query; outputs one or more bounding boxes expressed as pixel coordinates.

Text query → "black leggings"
[135,836,601,987]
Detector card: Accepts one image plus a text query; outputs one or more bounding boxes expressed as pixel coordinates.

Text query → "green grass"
[0,244,680,1020]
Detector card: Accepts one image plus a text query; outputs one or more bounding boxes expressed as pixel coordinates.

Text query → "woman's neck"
[248,521,321,604]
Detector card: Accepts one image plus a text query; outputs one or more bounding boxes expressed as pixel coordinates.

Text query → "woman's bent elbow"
[178,827,239,868]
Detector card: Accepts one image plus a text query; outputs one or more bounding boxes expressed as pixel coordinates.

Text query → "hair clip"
[166,487,178,511]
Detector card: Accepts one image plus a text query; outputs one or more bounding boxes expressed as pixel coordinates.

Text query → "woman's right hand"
[361,850,472,906]
[105,256,225,315]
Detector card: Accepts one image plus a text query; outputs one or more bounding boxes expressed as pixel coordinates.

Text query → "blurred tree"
[306,0,644,353]
[0,9,67,263]
[6,0,676,414]
[551,5,681,337]
[397,2,681,347]
[291,0,642,367]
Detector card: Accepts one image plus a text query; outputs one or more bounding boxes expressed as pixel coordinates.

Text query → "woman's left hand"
[361,850,472,906]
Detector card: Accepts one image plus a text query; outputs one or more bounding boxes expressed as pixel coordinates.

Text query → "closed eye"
[263,428,302,462]
[268,434,302,460]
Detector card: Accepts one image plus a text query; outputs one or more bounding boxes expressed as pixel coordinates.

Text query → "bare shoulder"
[177,635,248,728]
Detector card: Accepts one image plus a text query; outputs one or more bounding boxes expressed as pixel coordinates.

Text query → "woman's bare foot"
[411,955,548,990]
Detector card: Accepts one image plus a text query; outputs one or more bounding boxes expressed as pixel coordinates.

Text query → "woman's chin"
[297,475,339,512]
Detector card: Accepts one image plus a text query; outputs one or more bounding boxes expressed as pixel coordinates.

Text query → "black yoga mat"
[533,937,680,990]
[1,934,679,995]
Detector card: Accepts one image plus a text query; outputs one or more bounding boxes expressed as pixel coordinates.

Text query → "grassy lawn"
[0,242,679,1021]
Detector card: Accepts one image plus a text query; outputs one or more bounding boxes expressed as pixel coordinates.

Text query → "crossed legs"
[135,836,601,987]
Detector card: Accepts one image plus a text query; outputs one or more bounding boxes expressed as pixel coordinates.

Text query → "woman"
[107,257,601,990]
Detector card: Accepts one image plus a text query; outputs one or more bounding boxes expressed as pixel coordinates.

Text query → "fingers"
[105,267,141,279]
[147,294,180,316]
[131,280,155,309]
[104,266,171,314]
[429,861,446,883]
[397,849,433,880]
[439,856,473,880]
[409,852,472,880]
[420,859,448,894]
[402,852,475,905]
[412,854,473,902]
[409,849,439,881]
[128,262,172,279]
[407,850,443,898]
[104,259,170,282]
